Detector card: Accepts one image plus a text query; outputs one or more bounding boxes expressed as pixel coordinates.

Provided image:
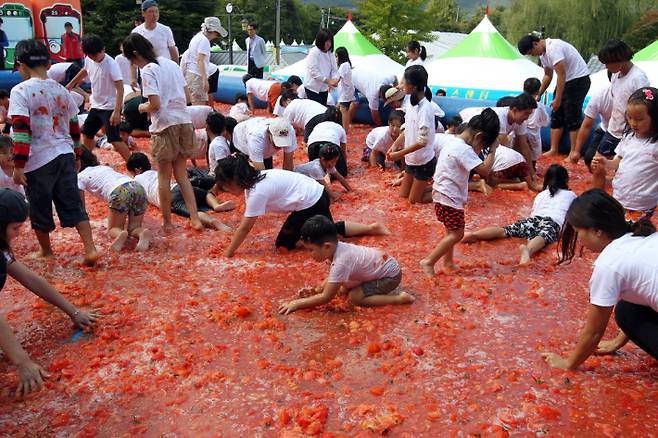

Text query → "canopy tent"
[588,39,658,96]
[425,16,549,101]
[272,20,403,80]
[422,31,467,62]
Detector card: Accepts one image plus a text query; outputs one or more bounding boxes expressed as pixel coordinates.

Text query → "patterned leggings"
[503,216,561,244]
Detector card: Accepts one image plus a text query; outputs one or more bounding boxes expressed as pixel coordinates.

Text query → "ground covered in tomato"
[1,104,657,437]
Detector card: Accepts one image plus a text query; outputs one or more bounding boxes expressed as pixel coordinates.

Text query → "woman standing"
[303,29,338,106]
[182,17,226,106]
[542,189,658,369]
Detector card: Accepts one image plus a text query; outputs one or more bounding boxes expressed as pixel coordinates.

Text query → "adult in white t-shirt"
[518,35,590,156]
[352,67,397,126]
[542,189,658,370]
[281,97,326,132]
[132,0,178,61]
[232,117,297,170]
[574,85,613,166]
[303,29,338,106]
[244,77,278,112]
[183,17,226,105]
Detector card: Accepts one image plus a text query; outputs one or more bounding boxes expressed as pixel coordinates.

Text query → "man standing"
[60,22,83,67]
[132,0,178,62]
[245,23,266,79]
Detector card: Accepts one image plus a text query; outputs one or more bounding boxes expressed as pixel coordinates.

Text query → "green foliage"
[356,0,435,63]
[426,0,462,32]
[622,9,658,52]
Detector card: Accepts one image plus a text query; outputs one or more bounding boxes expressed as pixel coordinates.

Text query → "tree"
[461,5,507,33]
[356,0,435,63]
[622,9,658,52]
[427,0,462,32]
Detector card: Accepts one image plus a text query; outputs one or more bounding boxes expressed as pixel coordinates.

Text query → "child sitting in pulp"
[294,142,352,201]
[278,215,414,314]
[127,152,233,231]
[463,164,576,265]
[364,110,404,170]
[77,149,151,251]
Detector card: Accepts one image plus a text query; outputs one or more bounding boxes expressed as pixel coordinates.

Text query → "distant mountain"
[299,0,511,12]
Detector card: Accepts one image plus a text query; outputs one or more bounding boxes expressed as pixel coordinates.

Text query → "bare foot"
[477,179,493,195]
[163,222,176,234]
[135,229,151,252]
[110,231,129,252]
[564,152,580,164]
[542,149,558,157]
[370,222,391,236]
[528,181,542,192]
[210,219,231,232]
[462,232,477,243]
[395,291,415,304]
[29,249,56,260]
[189,218,204,231]
[519,244,532,265]
[214,200,236,212]
[82,249,100,267]
[419,258,436,278]
[441,262,458,274]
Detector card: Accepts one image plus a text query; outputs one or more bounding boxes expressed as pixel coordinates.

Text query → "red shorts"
[493,161,529,181]
[434,203,465,230]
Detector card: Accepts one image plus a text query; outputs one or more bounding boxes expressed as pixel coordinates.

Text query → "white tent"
[272,20,403,80]
[425,16,549,101]
[422,31,467,62]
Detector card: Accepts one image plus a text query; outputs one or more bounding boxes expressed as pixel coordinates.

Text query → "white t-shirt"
[47,62,73,83]
[404,98,436,166]
[208,136,231,175]
[77,165,133,201]
[187,105,213,130]
[283,99,326,130]
[589,233,658,312]
[141,57,191,133]
[433,133,453,158]
[229,102,250,122]
[185,32,217,77]
[243,169,323,217]
[612,135,658,212]
[608,65,650,139]
[84,55,122,111]
[584,85,613,132]
[233,117,297,163]
[460,106,528,137]
[273,96,285,117]
[405,57,424,67]
[245,78,276,102]
[296,84,307,99]
[432,136,482,209]
[115,54,134,85]
[525,104,550,161]
[327,242,401,289]
[366,126,394,153]
[539,38,589,82]
[294,158,337,180]
[352,68,396,111]
[303,46,338,93]
[493,145,525,172]
[530,189,576,226]
[134,170,161,207]
[132,23,176,60]
[307,121,346,146]
[8,78,79,173]
[337,62,355,103]
[0,168,25,195]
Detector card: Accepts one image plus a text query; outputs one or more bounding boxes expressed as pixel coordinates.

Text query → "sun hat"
[384,87,406,106]
[202,17,228,38]
[268,118,293,148]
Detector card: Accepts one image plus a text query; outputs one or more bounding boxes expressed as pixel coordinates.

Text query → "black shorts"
[123,96,149,131]
[550,76,590,131]
[596,131,621,157]
[171,185,210,217]
[275,190,346,250]
[24,153,88,231]
[405,156,437,181]
[303,113,327,144]
[583,127,605,170]
[208,69,219,94]
[338,101,352,109]
[81,108,121,142]
[308,141,347,176]
[63,63,82,86]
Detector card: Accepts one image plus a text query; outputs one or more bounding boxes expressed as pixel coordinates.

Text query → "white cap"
[268,118,293,148]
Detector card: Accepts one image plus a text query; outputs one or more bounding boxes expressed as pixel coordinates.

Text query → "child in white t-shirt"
[576,85,613,167]
[229,93,251,123]
[487,145,541,191]
[278,215,414,314]
[463,164,576,265]
[206,112,233,175]
[0,136,25,196]
[66,34,130,162]
[294,143,352,201]
[523,78,550,162]
[335,47,357,134]
[420,108,500,277]
[77,149,151,252]
[592,87,658,220]
[365,110,404,170]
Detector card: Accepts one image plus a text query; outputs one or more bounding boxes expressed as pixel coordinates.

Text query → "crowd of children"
[0,25,656,402]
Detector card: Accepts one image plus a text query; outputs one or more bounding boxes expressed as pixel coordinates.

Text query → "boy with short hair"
[9,39,99,265]
[0,135,24,195]
[278,215,414,315]
[66,34,130,161]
